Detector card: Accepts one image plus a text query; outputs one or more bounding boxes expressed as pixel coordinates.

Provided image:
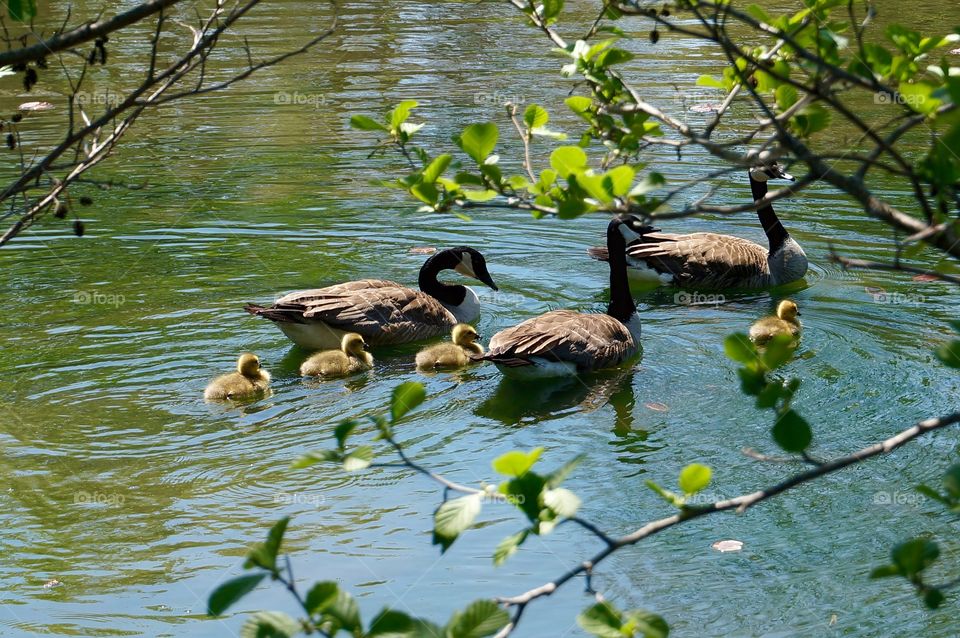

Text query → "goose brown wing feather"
[626,232,770,286]
[486,310,637,371]
[260,279,456,344]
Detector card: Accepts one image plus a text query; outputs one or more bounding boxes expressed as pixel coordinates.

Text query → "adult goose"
[479,216,641,380]
[245,247,498,350]
[588,164,807,289]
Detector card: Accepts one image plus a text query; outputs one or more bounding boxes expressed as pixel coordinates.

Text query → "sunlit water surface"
[1,1,959,636]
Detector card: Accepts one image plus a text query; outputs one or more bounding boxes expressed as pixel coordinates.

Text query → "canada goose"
[204,353,271,400]
[588,164,807,288]
[300,333,373,377]
[245,247,498,350]
[749,299,801,344]
[479,216,642,379]
[415,323,484,370]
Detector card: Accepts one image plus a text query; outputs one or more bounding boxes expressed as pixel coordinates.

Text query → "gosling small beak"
[362,343,370,351]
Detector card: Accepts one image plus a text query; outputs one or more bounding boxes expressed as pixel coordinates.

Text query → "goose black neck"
[750,175,789,254]
[419,252,467,306]
[606,221,637,324]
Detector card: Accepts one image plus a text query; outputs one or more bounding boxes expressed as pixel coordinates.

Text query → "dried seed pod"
[73,220,85,237]
[11,113,22,123]
[37,57,48,70]
[54,202,68,219]
[661,8,671,16]
[79,196,93,206]
[6,133,15,149]
[87,49,97,65]
[650,29,660,44]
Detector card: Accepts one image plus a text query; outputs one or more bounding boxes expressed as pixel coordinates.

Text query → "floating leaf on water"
[864,286,885,295]
[645,402,669,412]
[711,539,743,552]
[912,274,938,282]
[19,101,54,112]
[408,246,436,255]
[950,48,960,55]
[43,579,62,588]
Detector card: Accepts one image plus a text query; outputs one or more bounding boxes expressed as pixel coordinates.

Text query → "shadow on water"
[474,367,638,428]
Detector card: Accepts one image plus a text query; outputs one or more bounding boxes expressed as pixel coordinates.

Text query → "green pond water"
[1,1,959,636]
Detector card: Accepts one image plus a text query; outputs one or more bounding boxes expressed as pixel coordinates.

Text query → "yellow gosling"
[416,323,484,370]
[749,299,802,345]
[204,353,271,400]
[300,333,373,378]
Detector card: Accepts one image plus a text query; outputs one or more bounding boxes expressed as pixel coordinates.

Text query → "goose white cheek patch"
[455,252,477,279]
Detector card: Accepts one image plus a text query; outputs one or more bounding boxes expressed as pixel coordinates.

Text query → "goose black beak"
[476,266,499,291]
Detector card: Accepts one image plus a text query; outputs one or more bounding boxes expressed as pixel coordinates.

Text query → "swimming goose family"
[205,162,809,399]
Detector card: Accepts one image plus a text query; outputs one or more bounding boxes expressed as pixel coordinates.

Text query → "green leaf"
[492,448,543,477]
[367,609,415,637]
[334,419,359,451]
[391,381,427,422]
[292,449,341,469]
[755,382,784,409]
[602,165,635,197]
[207,573,266,616]
[892,538,939,577]
[411,182,439,206]
[500,472,547,523]
[577,602,624,638]
[723,333,757,365]
[761,333,797,370]
[925,588,946,609]
[455,123,499,164]
[565,96,593,119]
[305,581,339,615]
[678,463,712,495]
[524,104,549,129]
[869,564,901,579]
[461,189,499,202]
[645,480,682,507]
[433,493,483,551]
[350,115,389,132]
[422,154,452,183]
[544,454,584,488]
[624,610,669,638]
[444,599,509,638]
[7,0,37,23]
[936,340,960,368]
[943,464,960,500]
[389,100,418,131]
[368,609,443,637]
[240,611,300,638]
[343,445,374,472]
[696,74,725,89]
[737,367,766,396]
[772,410,812,453]
[595,48,634,67]
[775,84,799,111]
[326,588,362,632]
[542,487,581,518]
[493,529,529,566]
[550,146,588,177]
[243,517,289,573]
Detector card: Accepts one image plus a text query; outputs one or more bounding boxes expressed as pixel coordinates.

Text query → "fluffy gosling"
[416,323,484,370]
[300,333,373,378]
[204,353,271,400]
[749,299,801,345]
